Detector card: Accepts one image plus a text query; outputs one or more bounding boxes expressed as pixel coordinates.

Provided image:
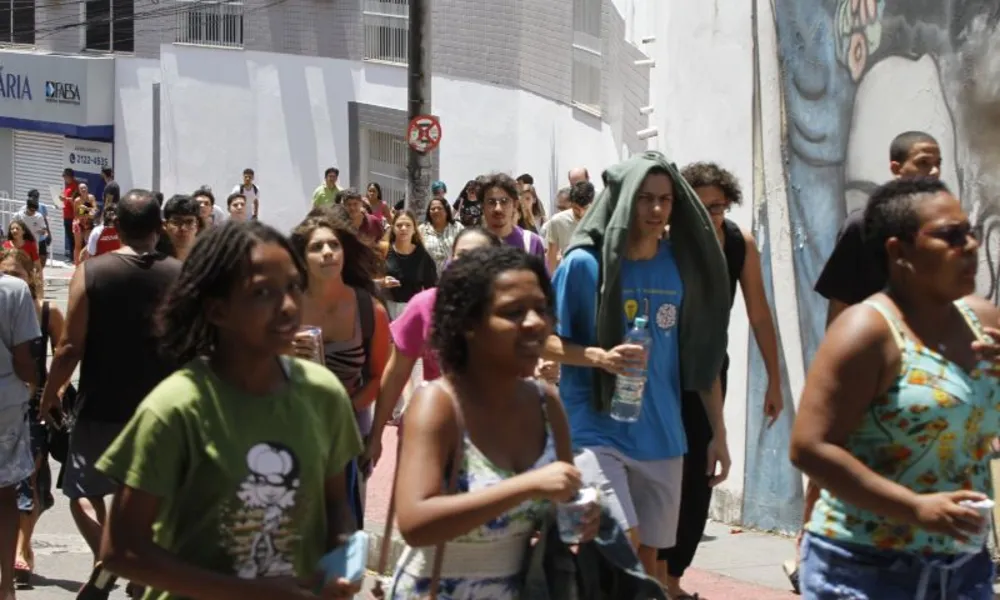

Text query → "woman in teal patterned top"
[791,178,1000,600]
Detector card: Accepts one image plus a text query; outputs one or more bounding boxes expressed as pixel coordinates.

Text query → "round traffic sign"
[407,115,442,153]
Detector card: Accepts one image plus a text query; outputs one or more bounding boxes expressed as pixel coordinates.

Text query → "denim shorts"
[800,532,994,600]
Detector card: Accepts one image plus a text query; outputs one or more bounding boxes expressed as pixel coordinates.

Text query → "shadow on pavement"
[26,573,83,593]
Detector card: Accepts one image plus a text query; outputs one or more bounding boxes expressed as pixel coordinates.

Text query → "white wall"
[114,57,161,193]
[113,45,623,232]
[636,0,756,523]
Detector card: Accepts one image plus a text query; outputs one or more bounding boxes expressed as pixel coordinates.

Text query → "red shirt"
[62,182,79,219]
[3,239,39,262]
[94,226,122,256]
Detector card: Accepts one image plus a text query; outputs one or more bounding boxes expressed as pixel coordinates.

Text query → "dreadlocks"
[155,220,308,365]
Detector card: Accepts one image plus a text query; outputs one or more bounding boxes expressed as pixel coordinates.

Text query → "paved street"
[22,266,800,599]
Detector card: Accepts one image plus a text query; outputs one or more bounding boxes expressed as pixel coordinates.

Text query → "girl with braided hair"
[95,220,363,599]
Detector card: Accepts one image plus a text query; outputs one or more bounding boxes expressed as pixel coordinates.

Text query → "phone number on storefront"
[69,153,110,168]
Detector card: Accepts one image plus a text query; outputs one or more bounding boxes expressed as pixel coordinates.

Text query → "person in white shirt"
[539,187,571,240]
[0,264,40,600]
[545,180,595,272]
[231,168,259,219]
[15,191,50,268]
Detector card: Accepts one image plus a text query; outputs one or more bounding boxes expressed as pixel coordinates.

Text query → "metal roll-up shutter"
[13,131,66,259]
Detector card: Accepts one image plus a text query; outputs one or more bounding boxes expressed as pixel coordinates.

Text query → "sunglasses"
[922,222,975,248]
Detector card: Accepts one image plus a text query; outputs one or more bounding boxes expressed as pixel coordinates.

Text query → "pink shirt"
[389,287,440,380]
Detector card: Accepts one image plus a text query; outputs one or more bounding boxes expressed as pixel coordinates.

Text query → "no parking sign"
[407,115,442,153]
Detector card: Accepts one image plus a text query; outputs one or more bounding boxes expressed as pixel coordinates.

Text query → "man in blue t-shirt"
[547,167,727,576]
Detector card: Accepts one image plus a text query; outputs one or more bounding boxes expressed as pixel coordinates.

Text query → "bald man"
[568,167,590,186]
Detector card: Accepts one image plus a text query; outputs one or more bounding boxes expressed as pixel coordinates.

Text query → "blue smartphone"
[317,531,369,587]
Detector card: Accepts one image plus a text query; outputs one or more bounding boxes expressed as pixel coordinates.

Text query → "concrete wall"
[131,0,648,157]
[113,57,161,192]
[111,42,632,231]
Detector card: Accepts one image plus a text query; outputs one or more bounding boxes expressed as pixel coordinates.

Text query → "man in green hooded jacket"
[543,151,731,577]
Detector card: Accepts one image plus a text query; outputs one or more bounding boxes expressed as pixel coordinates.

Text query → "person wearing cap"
[431,180,447,203]
[15,190,50,269]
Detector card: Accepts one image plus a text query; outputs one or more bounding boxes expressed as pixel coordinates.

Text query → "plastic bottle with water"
[609,316,651,422]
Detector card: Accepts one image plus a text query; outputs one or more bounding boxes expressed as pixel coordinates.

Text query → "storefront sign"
[65,139,112,172]
[45,81,81,105]
[0,67,32,100]
[0,52,112,140]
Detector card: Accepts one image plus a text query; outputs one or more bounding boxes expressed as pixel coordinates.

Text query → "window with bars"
[0,0,34,45]
[365,129,408,208]
[572,0,602,112]
[363,0,408,65]
[176,0,244,48]
[85,0,134,52]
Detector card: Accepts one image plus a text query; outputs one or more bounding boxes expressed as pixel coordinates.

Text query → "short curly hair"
[432,245,553,374]
[680,162,743,205]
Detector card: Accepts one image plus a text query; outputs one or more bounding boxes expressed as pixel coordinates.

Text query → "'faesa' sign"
[45,80,81,105]
[0,66,82,105]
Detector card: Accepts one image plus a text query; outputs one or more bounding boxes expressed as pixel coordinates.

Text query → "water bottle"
[609,316,651,423]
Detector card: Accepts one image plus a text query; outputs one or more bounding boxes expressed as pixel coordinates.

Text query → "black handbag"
[46,383,77,464]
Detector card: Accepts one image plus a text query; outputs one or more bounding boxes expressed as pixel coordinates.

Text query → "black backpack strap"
[356,288,376,382]
[40,301,50,350]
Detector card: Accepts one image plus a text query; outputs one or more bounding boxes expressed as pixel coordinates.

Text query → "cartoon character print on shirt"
[226,442,301,579]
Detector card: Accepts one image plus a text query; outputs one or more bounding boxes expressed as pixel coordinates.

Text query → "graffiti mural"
[740,0,1000,533]
[775,0,1000,366]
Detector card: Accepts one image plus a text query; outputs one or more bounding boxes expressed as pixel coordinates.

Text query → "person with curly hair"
[655,162,783,599]
[93,220,362,600]
[389,245,598,599]
[289,206,390,529]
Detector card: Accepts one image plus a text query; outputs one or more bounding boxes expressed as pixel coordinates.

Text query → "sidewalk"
[362,427,799,599]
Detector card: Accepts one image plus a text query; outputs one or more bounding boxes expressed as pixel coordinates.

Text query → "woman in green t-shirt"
[94,221,363,600]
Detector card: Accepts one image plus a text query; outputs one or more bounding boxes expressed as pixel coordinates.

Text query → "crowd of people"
[0,130,996,600]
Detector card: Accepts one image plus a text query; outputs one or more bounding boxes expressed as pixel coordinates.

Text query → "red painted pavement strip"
[364,427,797,599]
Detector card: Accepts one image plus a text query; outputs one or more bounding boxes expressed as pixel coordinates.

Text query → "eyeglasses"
[924,222,975,248]
[168,218,199,230]
[486,197,512,207]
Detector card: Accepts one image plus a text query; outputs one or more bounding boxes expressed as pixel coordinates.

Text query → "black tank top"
[79,252,182,423]
[721,219,746,306]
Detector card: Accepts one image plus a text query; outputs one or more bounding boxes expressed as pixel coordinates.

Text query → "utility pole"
[406,0,432,220]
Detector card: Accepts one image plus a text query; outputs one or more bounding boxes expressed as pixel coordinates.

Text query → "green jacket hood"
[564,150,731,412]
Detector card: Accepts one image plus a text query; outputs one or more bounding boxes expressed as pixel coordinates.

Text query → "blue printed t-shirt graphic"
[552,241,686,461]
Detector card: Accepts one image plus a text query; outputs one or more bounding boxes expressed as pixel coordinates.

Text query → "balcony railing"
[176,0,244,49]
